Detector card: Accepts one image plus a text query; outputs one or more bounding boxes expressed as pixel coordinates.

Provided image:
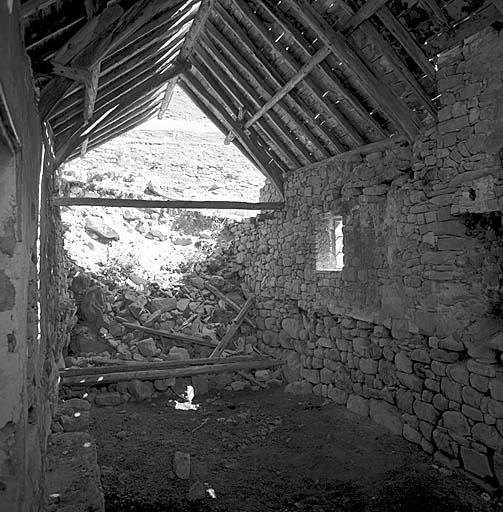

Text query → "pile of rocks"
[63,248,283,403]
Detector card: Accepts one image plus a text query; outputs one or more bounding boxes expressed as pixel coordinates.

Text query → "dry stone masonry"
[226,28,503,485]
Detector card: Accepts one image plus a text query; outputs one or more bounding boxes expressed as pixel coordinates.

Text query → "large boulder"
[69,326,114,355]
[84,217,120,243]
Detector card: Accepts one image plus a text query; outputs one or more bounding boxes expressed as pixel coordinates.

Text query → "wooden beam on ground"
[60,356,285,386]
[295,135,408,172]
[61,355,267,377]
[210,297,254,358]
[53,197,284,209]
[206,283,256,328]
[121,322,217,347]
[343,0,389,34]
[257,0,384,139]
[376,6,436,81]
[183,72,285,194]
[290,0,421,139]
[159,0,215,118]
[243,47,331,129]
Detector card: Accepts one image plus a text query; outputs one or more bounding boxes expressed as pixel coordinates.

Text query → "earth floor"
[90,387,502,512]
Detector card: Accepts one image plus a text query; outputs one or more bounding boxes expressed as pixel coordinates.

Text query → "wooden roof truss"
[20,0,501,195]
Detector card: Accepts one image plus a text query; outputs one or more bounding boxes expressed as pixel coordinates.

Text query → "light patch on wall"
[7,0,14,13]
[316,214,344,271]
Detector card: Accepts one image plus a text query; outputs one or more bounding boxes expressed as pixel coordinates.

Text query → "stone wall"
[228,27,503,484]
[0,4,73,511]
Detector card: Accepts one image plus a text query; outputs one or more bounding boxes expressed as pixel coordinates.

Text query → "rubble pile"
[62,245,283,404]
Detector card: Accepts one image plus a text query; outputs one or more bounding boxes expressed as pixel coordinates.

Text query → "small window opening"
[316,214,344,271]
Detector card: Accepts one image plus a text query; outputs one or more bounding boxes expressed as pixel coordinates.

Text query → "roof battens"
[337,0,436,118]
[419,0,451,28]
[256,0,384,141]
[375,6,436,81]
[291,0,420,140]
[158,0,215,118]
[243,46,331,130]
[342,0,389,34]
[205,14,323,163]
[194,44,302,169]
[182,72,285,195]
[53,197,284,209]
[55,60,190,166]
[227,0,339,158]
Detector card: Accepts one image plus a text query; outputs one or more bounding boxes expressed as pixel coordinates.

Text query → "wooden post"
[210,297,254,358]
[158,0,215,118]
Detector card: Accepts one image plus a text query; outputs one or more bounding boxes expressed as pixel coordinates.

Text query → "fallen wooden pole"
[61,355,265,377]
[52,197,284,210]
[210,296,254,358]
[120,322,217,348]
[206,283,256,328]
[61,358,285,386]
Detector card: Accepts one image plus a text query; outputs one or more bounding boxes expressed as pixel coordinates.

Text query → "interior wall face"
[0,2,49,511]
[231,27,503,484]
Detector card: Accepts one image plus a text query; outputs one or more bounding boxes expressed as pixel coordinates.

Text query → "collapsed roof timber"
[24,0,498,192]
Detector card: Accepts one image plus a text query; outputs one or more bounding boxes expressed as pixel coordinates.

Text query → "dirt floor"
[90,387,502,512]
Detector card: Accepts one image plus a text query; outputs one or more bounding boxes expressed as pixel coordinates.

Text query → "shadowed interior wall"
[229,27,503,485]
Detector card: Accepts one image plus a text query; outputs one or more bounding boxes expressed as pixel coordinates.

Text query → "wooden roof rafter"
[211,5,348,156]
[191,51,297,170]
[181,72,285,195]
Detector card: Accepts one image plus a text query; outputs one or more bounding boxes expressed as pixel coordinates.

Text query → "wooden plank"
[343,0,389,34]
[121,322,217,347]
[210,297,254,358]
[159,0,215,118]
[244,47,331,129]
[61,355,268,377]
[195,44,302,168]
[206,283,256,328]
[61,357,285,386]
[53,197,284,209]
[295,135,408,172]
[376,6,436,81]
[257,0,387,138]
[424,2,501,56]
[81,63,101,157]
[183,72,286,193]
[289,0,421,139]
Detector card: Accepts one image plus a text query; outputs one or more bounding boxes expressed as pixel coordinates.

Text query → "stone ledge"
[43,432,104,512]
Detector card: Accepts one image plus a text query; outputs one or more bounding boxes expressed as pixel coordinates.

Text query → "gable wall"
[229,26,503,483]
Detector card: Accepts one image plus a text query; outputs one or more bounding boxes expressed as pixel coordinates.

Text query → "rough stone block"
[284,381,313,395]
[320,368,334,384]
[369,400,402,435]
[460,447,493,479]
[440,378,462,402]
[397,372,423,392]
[327,386,348,405]
[95,392,122,406]
[403,424,422,445]
[413,400,438,424]
[347,394,369,417]
[442,411,470,436]
[127,380,154,401]
[360,358,378,374]
[471,423,502,451]
[446,362,469,384]
[395,352,412,373]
